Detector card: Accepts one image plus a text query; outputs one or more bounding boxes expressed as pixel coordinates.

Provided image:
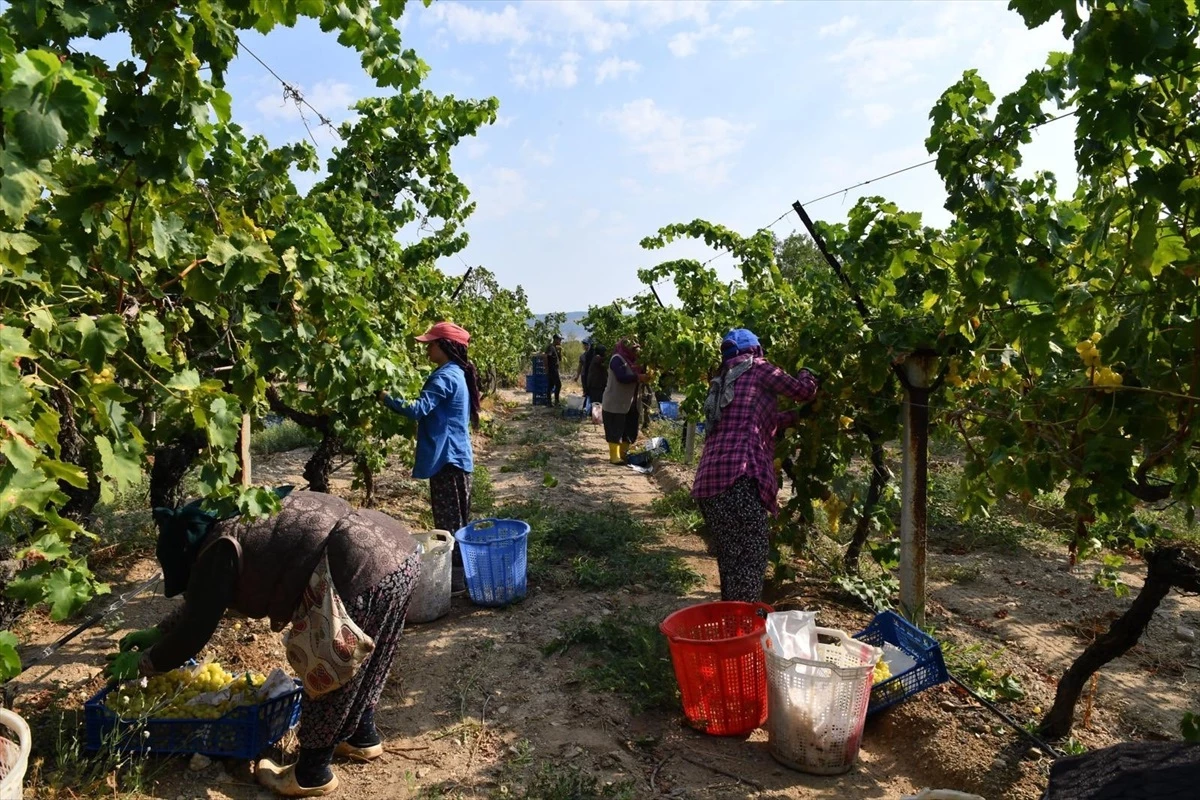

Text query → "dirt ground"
[8,385,1200,799]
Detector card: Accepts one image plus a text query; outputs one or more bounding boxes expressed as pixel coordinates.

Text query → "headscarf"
[720,328,763,365]
[614,338,640,369]
[152,486,294,596]
[705,329,763,431]
[438,338,482,429]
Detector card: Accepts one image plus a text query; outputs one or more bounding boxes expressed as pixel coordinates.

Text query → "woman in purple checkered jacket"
[691,329,818,602]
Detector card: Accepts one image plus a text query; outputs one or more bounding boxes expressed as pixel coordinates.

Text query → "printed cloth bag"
[284,554,375,698]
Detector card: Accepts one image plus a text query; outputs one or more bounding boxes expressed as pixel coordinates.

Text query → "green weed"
[251,419,320,455]
[497,500,698,593]
[472,465,496,515]
[649,489,703,534]
[503,446,552,472]
[545,608,679,714]
[943,641,1025,703]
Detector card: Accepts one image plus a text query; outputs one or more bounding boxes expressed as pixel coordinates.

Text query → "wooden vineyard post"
[684,421,697,464]
[238,412,250,489]
[899,354,935,628]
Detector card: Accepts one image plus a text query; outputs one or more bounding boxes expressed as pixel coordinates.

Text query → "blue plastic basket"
[84,679,303,757]
[658,401,680,420]
[454,519,530,607]
[531,356,547,375]
[853,610,948,715]
[532,392,551,406]
[525,374,549,393]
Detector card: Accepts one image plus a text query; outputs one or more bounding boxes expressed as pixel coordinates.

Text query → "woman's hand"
[119,627,163,653]
[104,650,145,683]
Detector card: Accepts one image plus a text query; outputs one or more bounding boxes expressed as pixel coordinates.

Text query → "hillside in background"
[530,311,588,340]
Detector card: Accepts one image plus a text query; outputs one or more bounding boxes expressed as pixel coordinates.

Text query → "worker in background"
[544,334,563,406]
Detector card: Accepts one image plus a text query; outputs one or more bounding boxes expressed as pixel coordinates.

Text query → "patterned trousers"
[298,553,420,747]
[696,476,770,603]
[430,465,472,572]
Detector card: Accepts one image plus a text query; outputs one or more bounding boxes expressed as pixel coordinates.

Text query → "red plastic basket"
[659,601,773,736]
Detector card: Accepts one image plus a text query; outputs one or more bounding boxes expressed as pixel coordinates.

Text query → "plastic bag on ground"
[626,436,670,468]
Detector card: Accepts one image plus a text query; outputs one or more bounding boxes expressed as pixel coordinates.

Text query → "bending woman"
[691,329,817,602]
[379,321,480,592]
[107,490,420,797]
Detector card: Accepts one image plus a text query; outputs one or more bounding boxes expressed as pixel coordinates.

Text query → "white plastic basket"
[763,627,881,775]
[407,530,454,624]
[0,708,31,800]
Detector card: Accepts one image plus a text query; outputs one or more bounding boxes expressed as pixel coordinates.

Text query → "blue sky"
[108,1,1078,313]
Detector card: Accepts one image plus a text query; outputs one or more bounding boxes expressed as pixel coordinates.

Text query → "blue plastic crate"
[85,679,303,757]
[531,355,547,375]
[525,374,549,393]
[658,401,680,420]
[455,519,530,607]
[853,610,948,715]
[532,392,551,406]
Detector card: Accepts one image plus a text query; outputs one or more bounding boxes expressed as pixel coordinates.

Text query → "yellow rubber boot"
[608,443,624,464]
[618,442,630,461]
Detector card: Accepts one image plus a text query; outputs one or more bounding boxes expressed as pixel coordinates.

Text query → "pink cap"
[416,321,470,346]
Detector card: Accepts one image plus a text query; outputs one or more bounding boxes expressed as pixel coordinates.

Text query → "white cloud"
[461,139,490,160]
[471,167,528,220]
[618,177,644,194]
[511,50,580,89]
[581,208,602,225]
[819,15,857,38]
[604,98,752,185]
[668,25,717,58]
[521,136,557,166]
[668,23,754,58]
[725,26,755,57]
[493,114,517,129]
[595,56,641,84]
[862,103,894,127]
[425,2,529,45]
[531,1,633,53]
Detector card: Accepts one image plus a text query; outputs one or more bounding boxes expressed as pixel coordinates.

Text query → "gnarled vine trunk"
[266,386,340,494]
[1039,545,1200,739]
[53,387,101,524]
[149,430,206,509]
[844,432,890,572]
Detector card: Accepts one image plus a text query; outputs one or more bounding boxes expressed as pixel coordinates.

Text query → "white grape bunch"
[106,662,266,720]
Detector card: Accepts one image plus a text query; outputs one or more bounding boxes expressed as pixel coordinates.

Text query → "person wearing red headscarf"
[601,338,653,463]
[379,321,481,593]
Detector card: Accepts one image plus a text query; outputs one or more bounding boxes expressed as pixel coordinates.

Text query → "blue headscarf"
[720,328,762,363]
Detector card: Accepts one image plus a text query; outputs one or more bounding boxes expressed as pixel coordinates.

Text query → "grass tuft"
[545,607,679,714]
[496,500,698,593]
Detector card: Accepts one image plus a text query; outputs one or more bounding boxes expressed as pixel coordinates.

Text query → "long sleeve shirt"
[691,357,818,514]
[383,362,474,479]
[146,492,417,672]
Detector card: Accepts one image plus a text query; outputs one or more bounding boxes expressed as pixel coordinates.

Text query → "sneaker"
[256,760,339,797]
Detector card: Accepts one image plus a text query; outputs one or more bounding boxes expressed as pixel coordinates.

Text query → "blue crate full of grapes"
[86,661,302,758]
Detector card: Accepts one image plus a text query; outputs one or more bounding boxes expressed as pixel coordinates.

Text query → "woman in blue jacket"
[379,321,480,593]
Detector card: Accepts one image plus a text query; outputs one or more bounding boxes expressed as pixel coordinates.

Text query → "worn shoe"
[256,759,339,797]
[334,741,384,762]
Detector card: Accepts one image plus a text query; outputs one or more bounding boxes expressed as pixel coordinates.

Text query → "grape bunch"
[106,662,266,720]
[1076,333,1124,391]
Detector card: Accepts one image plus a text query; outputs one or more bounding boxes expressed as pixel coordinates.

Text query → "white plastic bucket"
[0,708,31,800]
[407,531,454,624]
[763,626,881,775]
